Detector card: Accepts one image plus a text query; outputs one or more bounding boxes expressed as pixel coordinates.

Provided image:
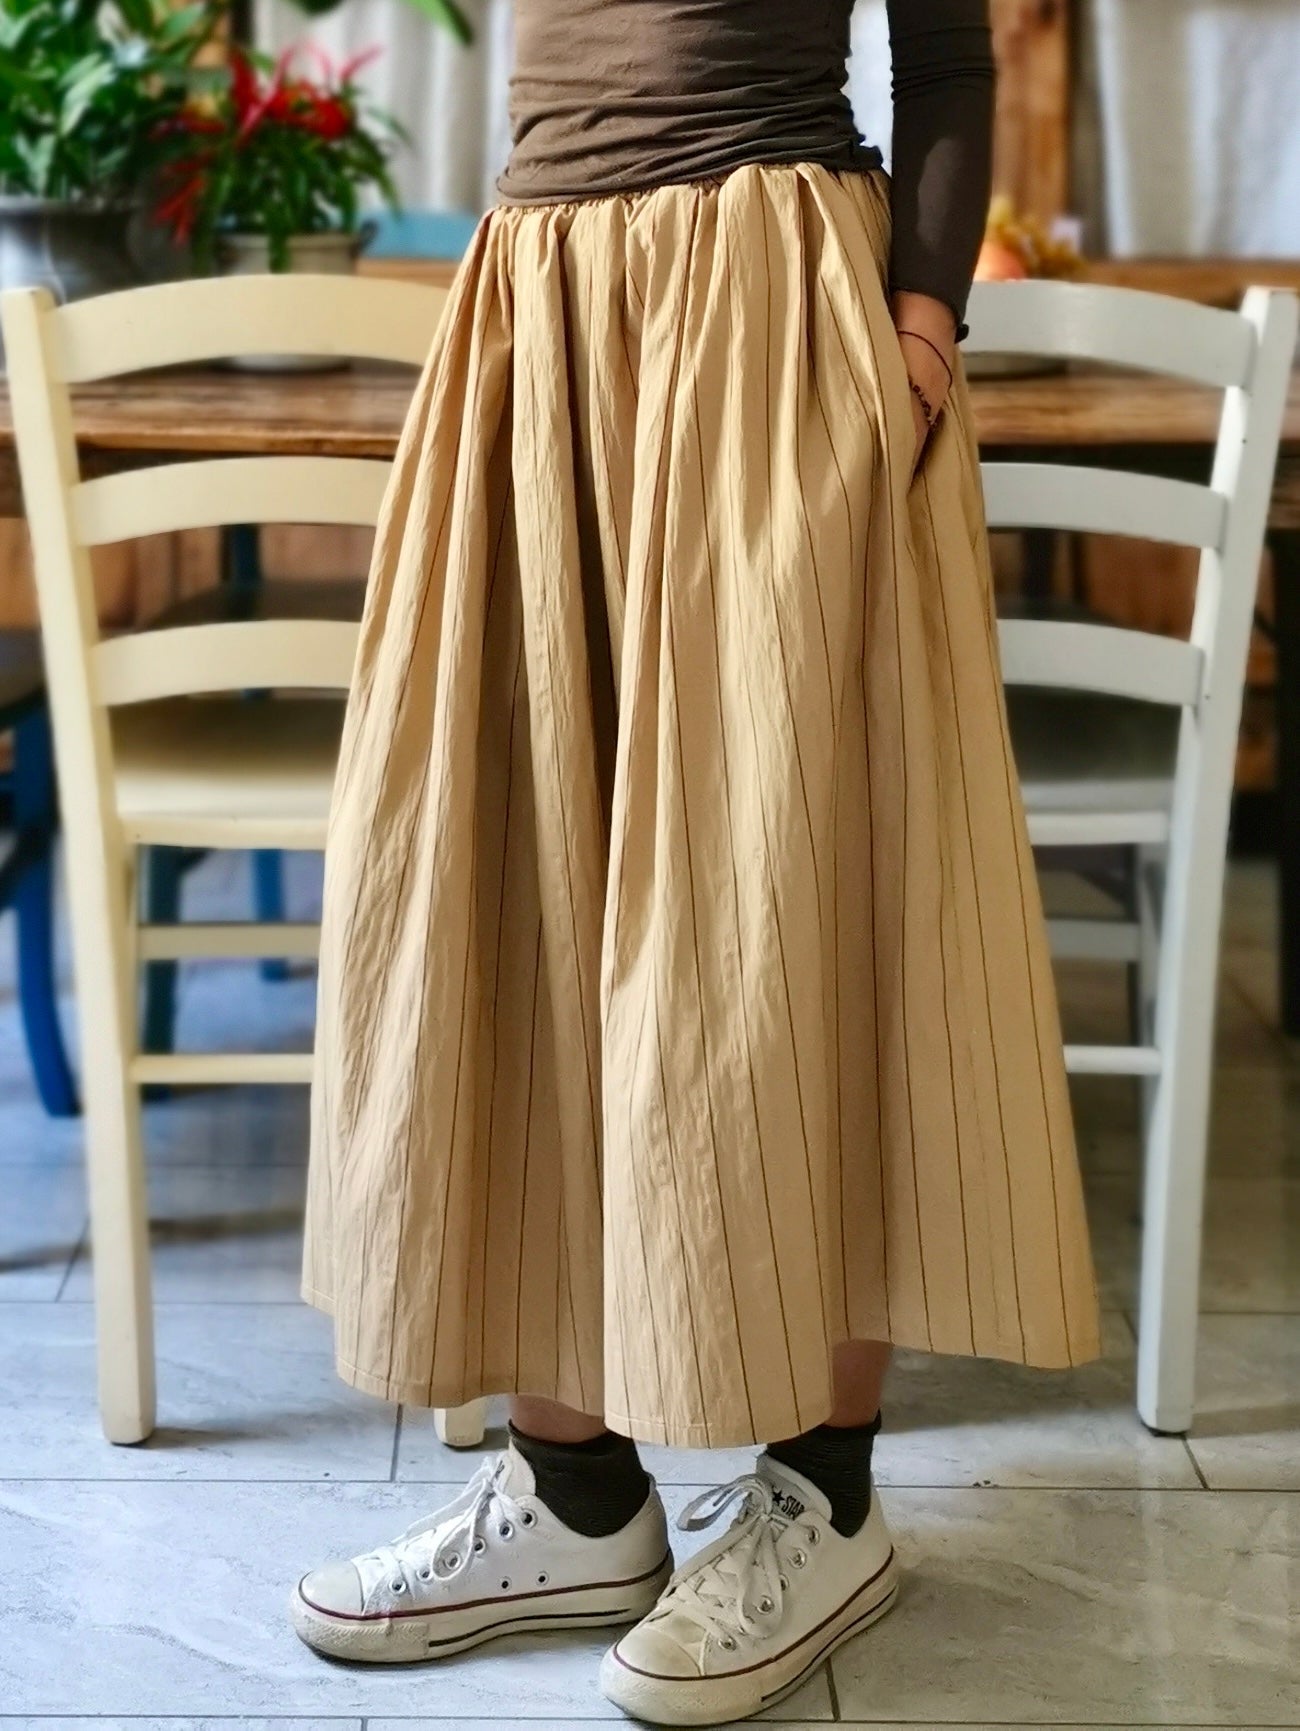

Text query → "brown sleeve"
[886,0,996,338]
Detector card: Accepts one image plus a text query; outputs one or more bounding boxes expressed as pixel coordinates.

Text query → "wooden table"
[3,363,1300,1021]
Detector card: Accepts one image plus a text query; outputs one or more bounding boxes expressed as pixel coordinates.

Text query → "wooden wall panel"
[992,0,1070,218]
[0,518,142,629]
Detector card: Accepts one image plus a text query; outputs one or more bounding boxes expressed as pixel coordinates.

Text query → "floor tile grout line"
[390,1405,405,1482]
[825,1653,842,1720]
[1183,1436,1211,1490]
[52,1220,89,1303]
[0,1477,1296,1492]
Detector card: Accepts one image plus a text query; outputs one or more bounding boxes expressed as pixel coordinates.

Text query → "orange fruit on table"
[975,237,1029,282]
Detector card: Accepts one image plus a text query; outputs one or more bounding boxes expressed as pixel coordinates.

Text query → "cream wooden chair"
[965,280,1297,1434]
[3,275,484,1451]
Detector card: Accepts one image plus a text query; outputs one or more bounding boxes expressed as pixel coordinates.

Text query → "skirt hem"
[304,1284,1101,1447]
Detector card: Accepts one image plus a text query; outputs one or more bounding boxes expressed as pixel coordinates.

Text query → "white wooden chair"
[2,275,485,1451]
[966,280,1297,1434]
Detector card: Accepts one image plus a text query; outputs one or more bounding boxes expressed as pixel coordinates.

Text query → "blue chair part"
[0,676,78,1117]
[253,849,289,983]
[366,208,479,262]
[140,845,188,1058]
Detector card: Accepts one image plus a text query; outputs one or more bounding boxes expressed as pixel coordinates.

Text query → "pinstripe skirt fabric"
[304,162,1101,1448]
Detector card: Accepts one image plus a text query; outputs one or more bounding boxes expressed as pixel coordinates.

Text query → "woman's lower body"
[293,161,1100,1722]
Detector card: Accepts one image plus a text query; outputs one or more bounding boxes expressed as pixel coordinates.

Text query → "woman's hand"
[891,291,957,476]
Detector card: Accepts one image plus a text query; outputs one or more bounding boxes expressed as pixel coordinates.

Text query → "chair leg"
[1136,792,1222,1436]
[1136,1041,1214,1436]
[141,848,184,1055]
[12,709,78,1116]
[435,1400,488,1449]
[1135,843,1164,1140]
[78,851,156,1444]
[253,850,289,982]
[87,1059,156,1444]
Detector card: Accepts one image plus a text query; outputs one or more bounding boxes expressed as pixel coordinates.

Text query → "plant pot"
[215,229,374,372]
[0,198,139,370]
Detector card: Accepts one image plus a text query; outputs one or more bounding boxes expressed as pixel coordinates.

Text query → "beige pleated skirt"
[304,162,1101,1448]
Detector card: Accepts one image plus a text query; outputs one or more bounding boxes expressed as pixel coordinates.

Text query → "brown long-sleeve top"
[498,0,996,332]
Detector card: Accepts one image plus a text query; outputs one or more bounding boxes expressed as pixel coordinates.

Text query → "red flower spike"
[301,40,336,85]
[338,45,382,83]
[229,50,260,123]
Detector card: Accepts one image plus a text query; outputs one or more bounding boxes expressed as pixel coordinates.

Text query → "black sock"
[509,1423,651,1538]
[763,1414,881,1538]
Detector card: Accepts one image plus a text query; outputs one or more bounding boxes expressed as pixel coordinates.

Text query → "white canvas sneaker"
[290,1446,672,1663]
[600,1458,899,1726]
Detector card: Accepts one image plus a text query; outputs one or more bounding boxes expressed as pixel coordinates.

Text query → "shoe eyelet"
[791,1549,807,1568]
[720,1635,737,1652]
[779,1574,789,1591]
[521,1510,536,1527]
[500,1578,511,1591]
[499,1522,514,1540]
[445,1553,460,1570]
[758,1596,774,1614]
[805,1526,822,1546]
[391,1578,407,1593]
[473,1538,486,1555]
[537,1572,549,1585]
[418,1567,433,1582]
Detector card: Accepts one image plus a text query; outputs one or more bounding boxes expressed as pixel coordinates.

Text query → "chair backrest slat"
[93,620,360,706]
[3,276,447,710]
[981,464,1227,549]
[49,274,444,381]
[0,273,447,809]
[74,457,393,544]
[997,620,1204,707]
[964,280,1256,388]
[967,282,1297,718]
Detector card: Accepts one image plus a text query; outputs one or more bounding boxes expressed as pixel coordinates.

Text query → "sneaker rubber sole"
[599,1551,900,1726]
[290,1550,674,1664]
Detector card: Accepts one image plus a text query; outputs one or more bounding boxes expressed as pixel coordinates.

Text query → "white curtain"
[1092,0,1300,255]
[259,0,897,215]
[262,0,1300,255]
[848,0,894,167]
[256,0,515,212]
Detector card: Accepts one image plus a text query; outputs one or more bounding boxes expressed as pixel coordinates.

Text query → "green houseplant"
[0,0,217,339]
[284,0,471,46]
[152,46,402,276]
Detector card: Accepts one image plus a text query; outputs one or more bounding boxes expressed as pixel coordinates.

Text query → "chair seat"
[0,629,46,726]
[1007,688,1180,846]
[112,695,344,849]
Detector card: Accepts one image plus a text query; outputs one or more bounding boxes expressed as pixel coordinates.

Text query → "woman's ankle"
[509,1394,609,1445]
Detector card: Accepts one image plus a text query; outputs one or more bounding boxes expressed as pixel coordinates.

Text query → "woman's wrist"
[891,290,957,415]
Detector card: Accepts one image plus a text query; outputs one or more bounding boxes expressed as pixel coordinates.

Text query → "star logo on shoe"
[770,1488,806,1521]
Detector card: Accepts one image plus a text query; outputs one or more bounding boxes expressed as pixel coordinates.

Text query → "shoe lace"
[664,1474,804,1648]
[369,1454,528,1591]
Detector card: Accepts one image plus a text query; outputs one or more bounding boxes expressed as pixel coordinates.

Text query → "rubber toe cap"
[611,1616,706,1680]
[299,1561,365,1617]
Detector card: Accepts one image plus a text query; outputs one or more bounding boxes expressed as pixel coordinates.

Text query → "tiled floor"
[0,854,1297,1726]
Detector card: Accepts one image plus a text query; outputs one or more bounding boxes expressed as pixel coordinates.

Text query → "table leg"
[1023,529,1057,605]
[1271,528,1300,1036]
[222,523,261,594]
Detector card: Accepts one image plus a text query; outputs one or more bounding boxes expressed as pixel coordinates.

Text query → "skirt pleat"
[305,162,1100,1447]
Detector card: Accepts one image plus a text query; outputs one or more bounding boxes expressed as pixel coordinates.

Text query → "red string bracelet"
[897,328,954,385]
